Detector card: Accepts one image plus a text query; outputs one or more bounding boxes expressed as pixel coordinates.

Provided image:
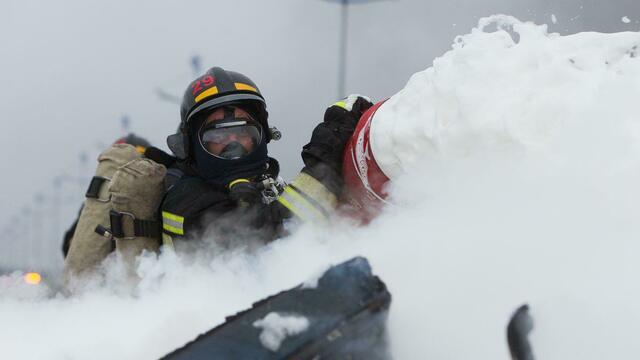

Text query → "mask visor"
[199,119,262,160]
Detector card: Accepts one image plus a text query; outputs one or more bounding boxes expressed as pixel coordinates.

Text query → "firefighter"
[63,66,372,280]
[159,66,373,248]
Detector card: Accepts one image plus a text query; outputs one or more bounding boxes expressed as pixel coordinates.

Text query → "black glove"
[301,95,373,195]
[228,180,263,208]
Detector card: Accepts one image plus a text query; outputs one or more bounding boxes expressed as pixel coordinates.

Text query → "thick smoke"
[2,15,640,359]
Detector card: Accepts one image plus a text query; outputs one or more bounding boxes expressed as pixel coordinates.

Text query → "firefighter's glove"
[301,95,373,195]
[228,179,263,208]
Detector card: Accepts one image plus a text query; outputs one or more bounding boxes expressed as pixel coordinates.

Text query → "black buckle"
[86,176,110,201]
[109,210,136,239]
[106,210,160,240]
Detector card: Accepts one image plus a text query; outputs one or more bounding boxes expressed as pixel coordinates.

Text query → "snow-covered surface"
[252,312,310,352]
[1,15,640,360]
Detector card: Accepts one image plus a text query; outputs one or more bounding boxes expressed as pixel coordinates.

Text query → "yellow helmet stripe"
[194,86,219,103]
[235,83,258,92]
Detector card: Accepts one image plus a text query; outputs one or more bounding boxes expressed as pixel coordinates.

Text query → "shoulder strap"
[95,210,161,240]
[144,146,176,167]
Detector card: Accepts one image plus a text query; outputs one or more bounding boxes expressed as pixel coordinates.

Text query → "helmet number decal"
[202,75,214,87]
[191,75,215,96]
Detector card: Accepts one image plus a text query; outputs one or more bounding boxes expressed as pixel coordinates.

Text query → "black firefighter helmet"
[167,67,280,185]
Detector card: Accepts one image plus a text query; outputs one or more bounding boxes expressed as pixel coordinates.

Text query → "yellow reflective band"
[276,185,328,223]
[290,172,338,211]
[277,196,308,221]
[333,101,347,110]
[229,178,250,188]
[235,83,258,92]
[162,211,184,235]
[194,86,219,103]
[284,187,326,220]
[135,146,146,154]
[162,211,184,224]
[163,223,184,236]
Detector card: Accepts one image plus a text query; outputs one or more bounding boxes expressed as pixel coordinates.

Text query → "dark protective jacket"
[159,172,286,247]
[158,158,337,248]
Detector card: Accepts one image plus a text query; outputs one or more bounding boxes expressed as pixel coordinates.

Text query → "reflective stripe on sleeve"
[277,172,338,222]
[277,187,325,222]
[290,172,338,211]
[162,211,185,235]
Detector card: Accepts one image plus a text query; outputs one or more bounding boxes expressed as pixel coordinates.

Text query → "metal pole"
[5,221,15,269]
[22,207,32,270]
[33,194,44,270]
[337,0,349,98]
[52,177,61,253]
[323,0,385,97]
[10,215,20,269]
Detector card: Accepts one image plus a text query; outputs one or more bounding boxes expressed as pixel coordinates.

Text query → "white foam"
[370,14,640,180]
[253,312,310,352]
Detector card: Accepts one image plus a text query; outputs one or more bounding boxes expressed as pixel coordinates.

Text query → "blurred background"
[1,0,638,276]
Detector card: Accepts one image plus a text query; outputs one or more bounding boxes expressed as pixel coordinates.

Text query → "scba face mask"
[191,106,269,185]
[199,118,263,160]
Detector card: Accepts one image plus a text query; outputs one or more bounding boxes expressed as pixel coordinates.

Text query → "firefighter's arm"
[277,95,373,222]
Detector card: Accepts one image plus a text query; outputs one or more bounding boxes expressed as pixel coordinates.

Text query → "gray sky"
[1,0,638,271]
